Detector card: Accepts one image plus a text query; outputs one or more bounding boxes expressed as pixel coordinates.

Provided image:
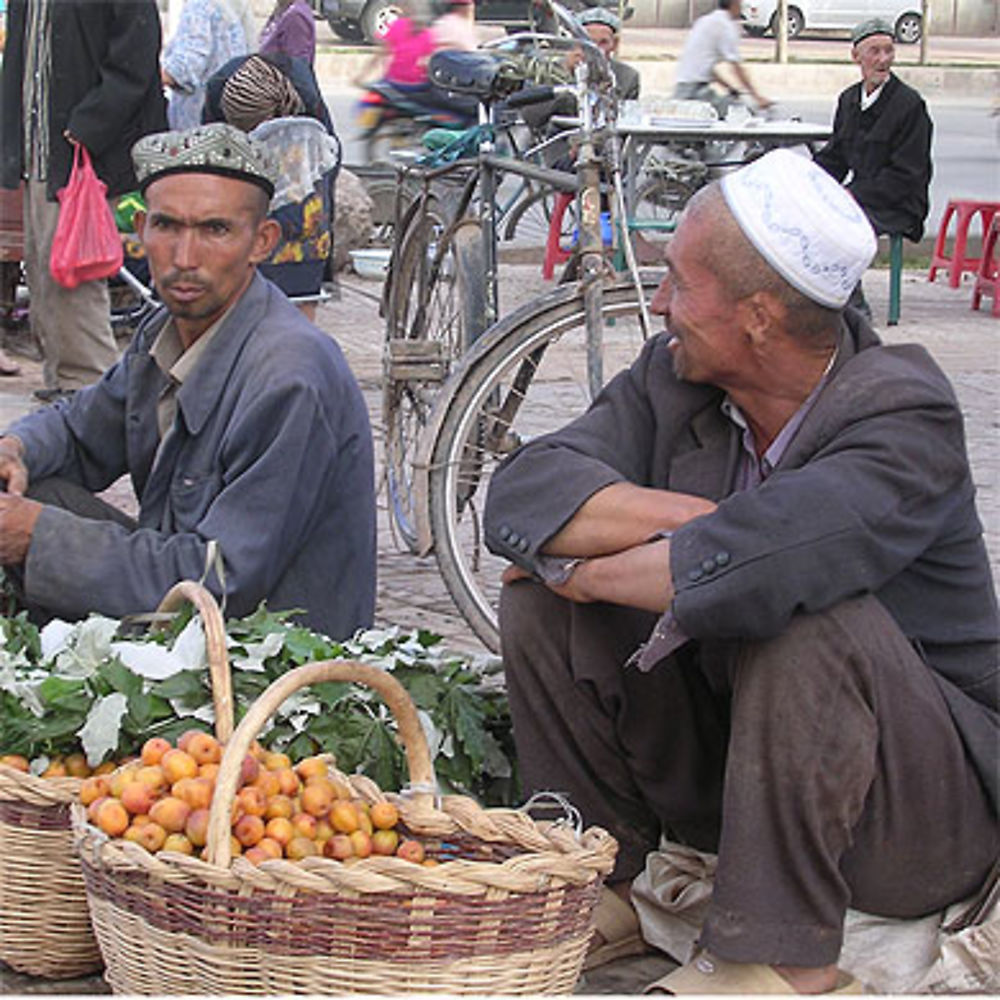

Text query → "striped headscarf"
[221,54,306,133]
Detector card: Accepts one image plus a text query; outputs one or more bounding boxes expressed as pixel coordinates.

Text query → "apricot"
[239,754,260,787]
[244,846,269,866]
[41,759,67,778]
[234,814,265,848]
[301,780,335,818]
[124,821,167,853]
[256,837,283,860]
[349,830,373,859]
[265,816,294,847]
[291,813,318,839]
[163,833,194,855]
[173,776,214,811]
[295,756,327,782]
[252,769,280,799]
[96,798,130,837]
[330,801,360,834]
[264,794,294,821]
[0,754,30,772]
[371,828,399,856]
[199,762,221,782]
[87,796,109,824]
[263,751,291,771]
[357,810,373,836]
[184,808,211,848]
[93,761,117,776]
[186,732,221,766]
[276,768,301,797]
[315,818,334,842]
[140,737,172,767]
[149,795,191,834]
[286,836,319,860]
[120,779,159,816]
[237,785,268,817]
[135,765,169,795]
[64,752,91,778]
[331,778,353,801]
[176,729,205,752]
[79,775,110,806]
[370,802,399,831]
[160,749,198,785]
[396,839,425,864]
[323,834,353,861]
[109,763,141,799]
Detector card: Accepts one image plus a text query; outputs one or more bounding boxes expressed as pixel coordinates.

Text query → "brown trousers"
[500,583,998,967]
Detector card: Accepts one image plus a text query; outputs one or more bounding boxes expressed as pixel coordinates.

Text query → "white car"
[741,0,923,43]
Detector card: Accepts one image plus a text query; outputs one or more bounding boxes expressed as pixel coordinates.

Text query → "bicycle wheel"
[427,277,659,651]
[383,194,485,551]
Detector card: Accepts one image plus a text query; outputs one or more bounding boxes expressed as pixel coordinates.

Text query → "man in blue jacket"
[0,123,377,641]
[0,0,167,400]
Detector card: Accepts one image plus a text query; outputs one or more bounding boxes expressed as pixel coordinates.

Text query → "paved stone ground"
[0,262,997,996]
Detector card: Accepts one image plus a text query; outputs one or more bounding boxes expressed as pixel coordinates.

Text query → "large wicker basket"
[0,581,231,979]
[72,659,617,994]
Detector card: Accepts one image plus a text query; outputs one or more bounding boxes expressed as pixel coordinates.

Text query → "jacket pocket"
[168,471,219,533]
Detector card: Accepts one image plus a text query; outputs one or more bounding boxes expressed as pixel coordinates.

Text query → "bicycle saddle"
[428,51,521,101]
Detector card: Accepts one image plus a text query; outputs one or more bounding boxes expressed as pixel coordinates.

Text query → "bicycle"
[381,4,660,650]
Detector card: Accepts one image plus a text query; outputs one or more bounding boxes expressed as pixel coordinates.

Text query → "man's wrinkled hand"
[0,494,42,565]
[0,436,29,495]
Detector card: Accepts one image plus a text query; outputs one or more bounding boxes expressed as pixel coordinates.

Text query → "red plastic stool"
[927,199,1000,288]
[971,214,1000,318]
[542,192,575,280]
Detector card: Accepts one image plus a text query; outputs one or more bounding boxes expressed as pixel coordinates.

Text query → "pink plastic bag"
[49,143,123,289]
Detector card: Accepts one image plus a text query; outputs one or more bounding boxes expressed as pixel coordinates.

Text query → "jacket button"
[688,567,703,582]
[715,551,731,567]
[517,537,529,553]
[701,558,716,574]
[499,525,512,541]
[508,532,521,547]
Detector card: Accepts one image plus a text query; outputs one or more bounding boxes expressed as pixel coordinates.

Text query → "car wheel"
[768,6,803,38]
[362,0,403,42]
[328,16,365,40]
[894,12,921,43]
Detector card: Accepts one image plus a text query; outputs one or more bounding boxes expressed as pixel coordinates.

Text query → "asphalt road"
[325,85,1000,238]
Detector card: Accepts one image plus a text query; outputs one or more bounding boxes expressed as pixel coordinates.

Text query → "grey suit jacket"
[485,312,999,809]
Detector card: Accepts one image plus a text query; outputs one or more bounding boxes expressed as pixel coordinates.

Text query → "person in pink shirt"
[259,0,316,64]
[353,4,435,91]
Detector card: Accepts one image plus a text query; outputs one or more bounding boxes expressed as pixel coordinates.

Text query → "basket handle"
[154,581,233,744]
[205,659,435,867]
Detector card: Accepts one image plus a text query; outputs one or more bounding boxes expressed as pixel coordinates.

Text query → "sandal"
[645,949,864,995]
[583,884,650,971]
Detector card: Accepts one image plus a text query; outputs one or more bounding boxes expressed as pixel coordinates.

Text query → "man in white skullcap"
[0,123,376,641]
[484,149,998,992]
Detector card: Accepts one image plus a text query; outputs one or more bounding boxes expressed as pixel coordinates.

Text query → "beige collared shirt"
[150,309,232,438]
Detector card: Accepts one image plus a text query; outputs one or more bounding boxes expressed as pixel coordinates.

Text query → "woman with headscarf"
[161,0,255,130]
[259,0,316,64]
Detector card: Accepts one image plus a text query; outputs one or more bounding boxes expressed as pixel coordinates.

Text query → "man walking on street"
[0,0,167,401]
[673,0,771,114]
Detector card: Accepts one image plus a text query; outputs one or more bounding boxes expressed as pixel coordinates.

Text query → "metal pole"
[775,0,788,64]
[919,0,929,64]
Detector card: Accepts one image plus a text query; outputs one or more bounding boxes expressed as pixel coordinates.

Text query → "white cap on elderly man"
[719,148,876,309]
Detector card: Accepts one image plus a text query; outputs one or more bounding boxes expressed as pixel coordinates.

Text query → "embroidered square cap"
[578,7,621,32]
[132,122,279,197]
[720,148,876,309]
[851,17,895,44]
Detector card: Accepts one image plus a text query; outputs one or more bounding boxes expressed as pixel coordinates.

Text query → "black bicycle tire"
[427,277,659,651]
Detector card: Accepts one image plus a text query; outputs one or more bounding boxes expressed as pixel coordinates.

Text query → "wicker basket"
[72,659,617,994]
[0,581,231,979]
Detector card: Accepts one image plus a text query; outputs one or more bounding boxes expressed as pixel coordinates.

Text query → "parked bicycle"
[380,3,659,650]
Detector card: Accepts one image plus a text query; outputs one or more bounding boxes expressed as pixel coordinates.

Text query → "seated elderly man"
[0,123,376,640]
[484,149,998,993]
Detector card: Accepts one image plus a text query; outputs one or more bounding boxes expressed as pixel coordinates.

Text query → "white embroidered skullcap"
[720,148,877,308]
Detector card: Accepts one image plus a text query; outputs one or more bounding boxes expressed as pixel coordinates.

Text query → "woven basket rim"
[0,763,80,805]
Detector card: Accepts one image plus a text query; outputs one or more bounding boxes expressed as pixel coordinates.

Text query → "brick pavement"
[0,262,997,995]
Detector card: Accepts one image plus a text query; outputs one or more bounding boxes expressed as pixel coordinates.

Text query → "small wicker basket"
[0,581,231,979]
[72,659,617,994]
